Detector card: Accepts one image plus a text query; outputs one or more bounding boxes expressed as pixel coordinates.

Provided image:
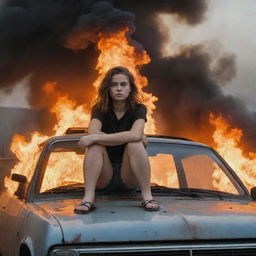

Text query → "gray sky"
[160,0,256,111]
[0,0,255,110]
[0,76,30,108]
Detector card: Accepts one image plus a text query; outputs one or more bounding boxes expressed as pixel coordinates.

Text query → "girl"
[74,66,159,214]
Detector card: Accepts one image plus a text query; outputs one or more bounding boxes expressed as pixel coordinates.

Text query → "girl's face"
[109,74,131,102]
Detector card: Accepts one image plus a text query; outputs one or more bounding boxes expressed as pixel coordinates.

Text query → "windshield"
[38,140,245,197]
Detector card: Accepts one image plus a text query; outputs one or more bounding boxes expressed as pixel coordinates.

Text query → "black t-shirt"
[91,103,147,162]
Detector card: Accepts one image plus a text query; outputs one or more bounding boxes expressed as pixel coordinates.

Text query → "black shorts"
[97,161,137,194]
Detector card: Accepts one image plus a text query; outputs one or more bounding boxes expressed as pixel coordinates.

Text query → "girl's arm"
[88,118,103,134]
[79,119,145,147]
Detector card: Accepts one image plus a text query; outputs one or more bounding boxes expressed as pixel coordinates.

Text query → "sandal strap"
[142,199,158,207]
[79,201,94,208]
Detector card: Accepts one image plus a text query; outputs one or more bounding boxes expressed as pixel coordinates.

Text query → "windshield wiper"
[151,186,203,198]
[151,186,228,199]
[179,188,232,200]
[41,183,84,194]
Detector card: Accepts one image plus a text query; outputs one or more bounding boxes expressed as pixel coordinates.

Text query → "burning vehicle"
[1,1,256,255]
[1,130,256,256]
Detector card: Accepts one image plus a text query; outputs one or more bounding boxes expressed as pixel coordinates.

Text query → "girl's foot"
[74,201,95,214]
[142,199,159,211]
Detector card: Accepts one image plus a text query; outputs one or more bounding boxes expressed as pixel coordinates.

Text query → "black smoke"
[143,46,256,151]
[0,0,206,106]
[112,0,256,152]
[0,0,255,152]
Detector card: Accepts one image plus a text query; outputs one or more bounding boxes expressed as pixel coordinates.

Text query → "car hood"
[37,197,256,244]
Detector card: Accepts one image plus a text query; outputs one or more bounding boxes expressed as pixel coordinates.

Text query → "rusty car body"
[1,133,256,256]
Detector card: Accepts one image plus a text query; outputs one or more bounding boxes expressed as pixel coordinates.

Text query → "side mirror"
[250,187,256,200]
[11,173,27,184]
[11,173,28,199]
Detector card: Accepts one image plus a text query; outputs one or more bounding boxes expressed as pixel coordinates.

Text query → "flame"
[43,81,57,95]
[5,133,48,193]
[150,154,179,188]
[40,151,84,193]
[210,113,256,191]
[51,96,90,136]
[5,94,91,194]
[6,28,158,193]
[94,28,157,134]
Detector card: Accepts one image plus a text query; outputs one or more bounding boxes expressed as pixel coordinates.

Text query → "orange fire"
[94,28,157,134]
[6,28,158,193]
[50,95,91,136]
[7,27,255,195]
[5,95,91,193]
[44,81,57,95]
[5,133,48,193]
[210,113,256,192]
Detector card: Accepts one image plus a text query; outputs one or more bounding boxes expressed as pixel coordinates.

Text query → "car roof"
[43,134,210,149]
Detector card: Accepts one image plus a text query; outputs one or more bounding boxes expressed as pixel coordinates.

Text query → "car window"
[148,142,242,195]
[181,154,238,194]
[40,151,84,193]
[149,154,179,188]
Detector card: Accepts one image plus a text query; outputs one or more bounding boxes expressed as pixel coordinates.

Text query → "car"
[1,130,256,256]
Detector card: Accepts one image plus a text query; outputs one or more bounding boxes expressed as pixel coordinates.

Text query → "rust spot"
[71,233,82,243]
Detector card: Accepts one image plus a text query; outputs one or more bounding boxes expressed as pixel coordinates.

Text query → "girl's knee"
[87,144,105,153]
[125,141,144,153]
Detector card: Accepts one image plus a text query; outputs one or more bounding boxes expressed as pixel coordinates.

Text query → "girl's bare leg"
[75,144,112,212]
[121,141,159,210]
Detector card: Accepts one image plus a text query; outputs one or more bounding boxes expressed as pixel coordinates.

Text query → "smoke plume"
[0,0,255,152]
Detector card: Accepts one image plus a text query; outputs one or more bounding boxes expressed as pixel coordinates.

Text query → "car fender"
[16,203,64,256]
[20,237,34,256]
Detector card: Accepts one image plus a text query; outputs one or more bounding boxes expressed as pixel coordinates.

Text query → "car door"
[0,194,25,256]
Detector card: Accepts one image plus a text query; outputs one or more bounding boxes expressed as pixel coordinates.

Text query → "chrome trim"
[49,242,256,255]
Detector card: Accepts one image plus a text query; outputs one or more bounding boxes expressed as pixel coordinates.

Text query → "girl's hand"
[78,135,96,149]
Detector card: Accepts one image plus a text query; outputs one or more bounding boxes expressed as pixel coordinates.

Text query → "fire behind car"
[1,130,256,256]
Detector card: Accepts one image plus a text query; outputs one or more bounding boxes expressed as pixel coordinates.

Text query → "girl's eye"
[110,82,128,87]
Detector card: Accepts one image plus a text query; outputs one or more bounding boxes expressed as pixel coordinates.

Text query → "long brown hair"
[92,66,141,113]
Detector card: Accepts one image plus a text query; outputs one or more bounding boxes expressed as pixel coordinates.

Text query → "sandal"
[142,199,160,211]
[74,201,96,214]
